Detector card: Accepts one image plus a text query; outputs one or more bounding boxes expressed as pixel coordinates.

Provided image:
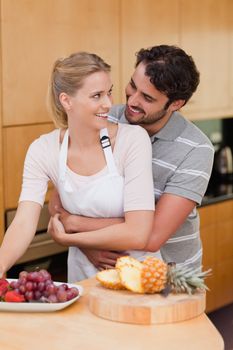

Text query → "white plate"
[0,279,83,312]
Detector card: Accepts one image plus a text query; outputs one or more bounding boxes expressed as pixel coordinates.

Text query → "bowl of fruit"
[0,269,82,312]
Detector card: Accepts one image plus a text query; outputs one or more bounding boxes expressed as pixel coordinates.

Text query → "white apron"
[58,128,161,282]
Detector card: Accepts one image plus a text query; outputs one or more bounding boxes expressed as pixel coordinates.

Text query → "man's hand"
[80,248,128,270]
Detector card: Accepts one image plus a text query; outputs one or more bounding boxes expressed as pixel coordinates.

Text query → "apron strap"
[59,129,69,182]
[100,128,118,174]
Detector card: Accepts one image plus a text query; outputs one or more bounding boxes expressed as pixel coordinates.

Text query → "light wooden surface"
[0,277,224,350]
[180,0,232,120]
[89,284,206,325]
[120,0,179,103]
[1,0,120,126]
[199,199,233,312]
[3,123,54,209]
[0,25,4,242]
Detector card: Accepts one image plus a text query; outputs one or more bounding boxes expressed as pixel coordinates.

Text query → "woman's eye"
[93,94,101,99]
[130,81,136,89]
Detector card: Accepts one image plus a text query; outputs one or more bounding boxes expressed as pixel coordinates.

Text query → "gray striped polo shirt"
[109,104,214,270]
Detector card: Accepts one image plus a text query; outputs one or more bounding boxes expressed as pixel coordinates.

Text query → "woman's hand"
[49,214,69,246]
[48,188,78,233]
[58,208,78,233]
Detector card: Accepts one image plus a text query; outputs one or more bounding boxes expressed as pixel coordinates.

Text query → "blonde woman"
[0,52,161,282]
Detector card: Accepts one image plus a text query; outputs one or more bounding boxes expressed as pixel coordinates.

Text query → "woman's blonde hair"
[48,52,111,128]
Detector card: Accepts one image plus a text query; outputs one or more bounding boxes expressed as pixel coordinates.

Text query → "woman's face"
[62,71,113,130]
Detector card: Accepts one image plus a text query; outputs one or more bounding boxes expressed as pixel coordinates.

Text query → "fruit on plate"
[96,256,211,295]
[0,279,10,297]
[4,290,25,302]
[0,269,79,303]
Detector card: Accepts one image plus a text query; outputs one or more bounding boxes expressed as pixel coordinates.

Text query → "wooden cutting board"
[88,283,206,325]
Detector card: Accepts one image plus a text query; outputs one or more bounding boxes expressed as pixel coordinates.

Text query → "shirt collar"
[150,111,187,142]
[120,107,187,143]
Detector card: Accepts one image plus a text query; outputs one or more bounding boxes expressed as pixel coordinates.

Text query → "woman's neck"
[68,123,102,150]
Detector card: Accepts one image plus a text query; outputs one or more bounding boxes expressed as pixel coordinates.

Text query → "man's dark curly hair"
[136,45,200,107]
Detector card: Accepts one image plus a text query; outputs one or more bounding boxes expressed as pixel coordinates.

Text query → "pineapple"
[141,257,211,295]
[96,256,211,295]
[96,269,124,290]
[167,262,211,295]
[141,257,168,293]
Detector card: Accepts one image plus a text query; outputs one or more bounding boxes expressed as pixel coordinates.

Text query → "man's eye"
[108,90,112,96]
[144,95,153,102]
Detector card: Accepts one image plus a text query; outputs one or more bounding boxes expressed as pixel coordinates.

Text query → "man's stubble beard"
[125,107,168,126]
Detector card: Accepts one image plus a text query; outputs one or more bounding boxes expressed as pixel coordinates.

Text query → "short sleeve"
[19,138,51,206]
[165,144,214,204]
[120,126,155,211]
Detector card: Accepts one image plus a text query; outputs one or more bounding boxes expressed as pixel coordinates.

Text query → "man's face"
[125,62,174,134]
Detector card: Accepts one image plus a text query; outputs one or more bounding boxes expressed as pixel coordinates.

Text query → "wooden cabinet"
[180,0,232,120]
[1,0,120,126]
[0,0,121,239]
[120,0,179,102]
[229,0,233,112]
[120,0,233,120]
[3,124,54,209]
[0,64,4,242]
[199,199,233,312]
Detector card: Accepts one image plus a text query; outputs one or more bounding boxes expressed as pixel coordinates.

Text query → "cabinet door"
[3,124,54,209]
[199,205,217,312]
[1,0,120,126]
[215,260,233,309]
[180,0,232,120]
[229,0,233,111]
[199,200,233,311]
[215,200,233,308]
[216,200,233,262]
[120,0,179,102]
[0,53,4,239]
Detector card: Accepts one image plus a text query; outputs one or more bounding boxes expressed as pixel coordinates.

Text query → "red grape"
[7,269,79,304]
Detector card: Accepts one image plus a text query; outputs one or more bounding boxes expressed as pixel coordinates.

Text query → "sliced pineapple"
[118,265,144,293]
[116,256,144,293]
[96,269,124,290]
[115,256,142,270]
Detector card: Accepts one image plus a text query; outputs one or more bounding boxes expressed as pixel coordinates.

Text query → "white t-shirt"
[19,123,155,212]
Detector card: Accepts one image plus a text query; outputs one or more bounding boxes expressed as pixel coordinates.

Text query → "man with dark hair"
[50,45,214,272]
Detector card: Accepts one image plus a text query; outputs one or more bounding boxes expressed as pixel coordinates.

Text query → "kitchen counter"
[201,177,233,206]
[0,278,224,350]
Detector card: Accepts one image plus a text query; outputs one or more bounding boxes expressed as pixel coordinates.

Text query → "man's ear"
[169,99,186,112]
[59,92,72,111]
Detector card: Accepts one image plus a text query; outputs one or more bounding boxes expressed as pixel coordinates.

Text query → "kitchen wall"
[194,117,233,149]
